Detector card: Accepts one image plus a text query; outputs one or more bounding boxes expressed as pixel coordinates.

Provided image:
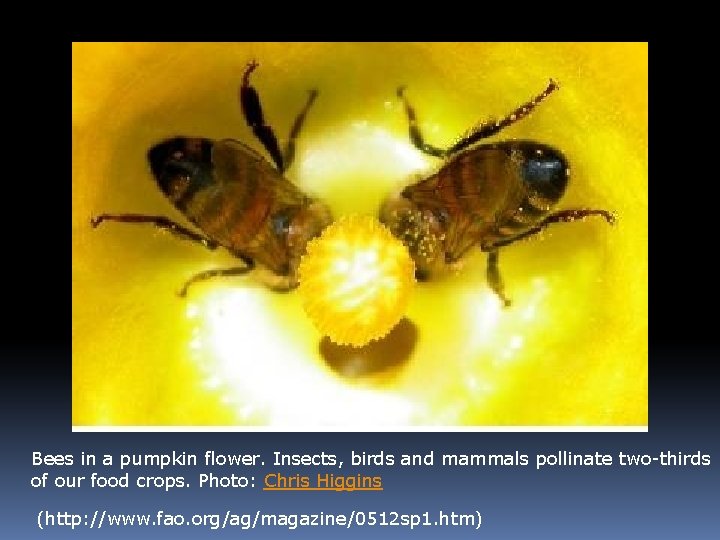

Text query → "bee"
[91,61,332,296]
[380,80,615,306]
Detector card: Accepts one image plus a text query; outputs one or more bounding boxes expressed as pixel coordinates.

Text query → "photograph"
[72,42,647,429]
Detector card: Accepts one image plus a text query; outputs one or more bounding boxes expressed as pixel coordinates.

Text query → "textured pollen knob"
[298,215,416,347]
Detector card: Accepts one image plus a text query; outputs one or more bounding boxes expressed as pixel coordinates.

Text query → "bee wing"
[398,147,519,261]
[212,138,317,207]
[212,138,276,181]
[209,139,331,282]
[413,147,514,216]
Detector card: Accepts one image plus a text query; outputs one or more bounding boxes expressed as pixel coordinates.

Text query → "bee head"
[147,137,214,201]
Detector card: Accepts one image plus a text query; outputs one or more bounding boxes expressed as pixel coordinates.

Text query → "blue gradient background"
[2,348,717,538]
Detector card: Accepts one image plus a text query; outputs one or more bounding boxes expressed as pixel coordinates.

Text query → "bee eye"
[172,151,184,160]
[271,212,291,236]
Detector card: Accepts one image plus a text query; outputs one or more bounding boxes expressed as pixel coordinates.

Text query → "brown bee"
[91,61,332,296]
[380,81,615,306]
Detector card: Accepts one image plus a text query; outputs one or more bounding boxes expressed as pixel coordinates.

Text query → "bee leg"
[240,60,285,171]
[486,250,512,308]
[541,209,616,227]
[178,261,255,298]
[282,88,319,173]
[490,209,616,249]
[90,213,219,250]
[446,79,560,156]
[397,86,448,158]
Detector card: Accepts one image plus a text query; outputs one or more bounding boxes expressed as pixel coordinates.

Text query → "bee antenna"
[243,60,260,86]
